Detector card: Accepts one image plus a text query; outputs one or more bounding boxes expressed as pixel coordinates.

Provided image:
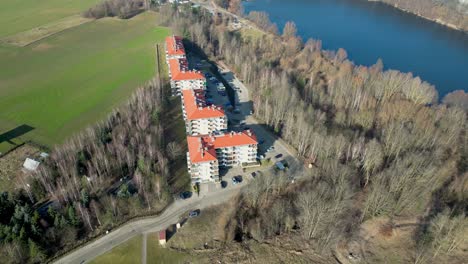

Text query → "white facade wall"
[187,154,219,182]
[186,117,227,135]
[171,79,206,93]
[216,144,257,167]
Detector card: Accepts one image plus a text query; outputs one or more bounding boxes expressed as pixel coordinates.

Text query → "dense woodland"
[371,0,468,31]
[0,77,187,263]
[161,3,467,263]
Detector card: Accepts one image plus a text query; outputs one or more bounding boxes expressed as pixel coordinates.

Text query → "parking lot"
[187,55,300,195]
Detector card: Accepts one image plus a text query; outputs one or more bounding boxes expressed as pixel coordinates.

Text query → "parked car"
[275,154,283,159]
[232,176,243,184]
[179,191,192,200]
[221,180,228,188]
[251,172,257,178]
[189,209,200,218]
[267,146,275,152]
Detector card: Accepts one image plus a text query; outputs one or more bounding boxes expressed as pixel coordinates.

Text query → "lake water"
[243,0,468,97]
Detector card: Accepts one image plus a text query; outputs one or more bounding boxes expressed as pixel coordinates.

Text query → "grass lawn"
[0,0,100,38]
[147,233,190,264]
[0,12,170,152]
[90,235,142,264]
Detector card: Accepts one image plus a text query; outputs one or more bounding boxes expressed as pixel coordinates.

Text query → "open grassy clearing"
[0,144,42,192]
[0,0,99,38]
[90,235,143,264]
[1,15,94,47]
[0,12,170,152]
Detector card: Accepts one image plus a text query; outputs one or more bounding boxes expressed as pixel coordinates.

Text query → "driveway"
[203,66,300,175]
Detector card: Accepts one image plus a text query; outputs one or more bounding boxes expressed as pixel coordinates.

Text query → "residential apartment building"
[164,35,258,183]
[165,36,186,60]
[168,58,205,94]
[181,89,227,135]
[187,131,258,182]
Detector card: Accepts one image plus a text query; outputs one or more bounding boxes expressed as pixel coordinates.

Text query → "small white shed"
[23,158,40,171]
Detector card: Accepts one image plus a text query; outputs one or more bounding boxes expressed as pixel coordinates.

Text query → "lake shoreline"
[367,0,467,34]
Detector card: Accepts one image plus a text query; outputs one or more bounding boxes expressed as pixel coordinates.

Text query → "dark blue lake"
[243,0,468,97]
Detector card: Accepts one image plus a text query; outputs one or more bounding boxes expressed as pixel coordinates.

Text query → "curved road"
[54,185,243,264]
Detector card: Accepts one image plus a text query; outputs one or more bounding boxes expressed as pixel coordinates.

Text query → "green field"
[90,235,143,264]
[147,233,190,264]
[0,0,100,38]
[0,12,170,152]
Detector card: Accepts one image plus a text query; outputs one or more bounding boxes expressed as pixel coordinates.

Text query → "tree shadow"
[0,124,34,145]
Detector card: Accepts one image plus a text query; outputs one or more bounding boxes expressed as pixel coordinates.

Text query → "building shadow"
[0,124,35,145]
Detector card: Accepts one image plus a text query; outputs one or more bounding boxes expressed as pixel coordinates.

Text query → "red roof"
[206,131,258,149]
[187,136,218,163]
[165,36,185,56]
[187,131,258,164]
[168,59,205,81]
[182,90,225,120]
[159,230,166,240]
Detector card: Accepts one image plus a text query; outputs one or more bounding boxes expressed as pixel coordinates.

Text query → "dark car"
[221,180,228,188]
[251,172,257,178]
[275,154,283,159]
[179,191,192,200]
[189,209,200,218]
[232,176,243,184]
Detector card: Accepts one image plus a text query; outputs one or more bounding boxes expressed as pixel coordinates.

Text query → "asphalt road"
[53,185,243,264]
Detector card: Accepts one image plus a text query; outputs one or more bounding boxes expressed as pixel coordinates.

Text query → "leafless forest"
[372,0,468,31]
[0,77,188,263]
[161,4,467,262]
